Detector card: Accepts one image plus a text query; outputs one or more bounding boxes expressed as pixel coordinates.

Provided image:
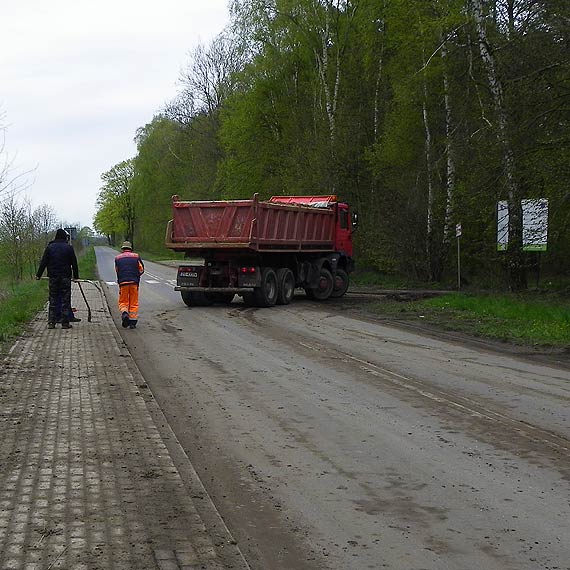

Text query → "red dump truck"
[165,193,357,307]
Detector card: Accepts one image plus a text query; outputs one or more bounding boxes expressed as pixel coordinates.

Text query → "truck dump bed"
[165,194,336,253]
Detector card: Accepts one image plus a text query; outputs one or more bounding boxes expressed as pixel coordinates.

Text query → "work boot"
[121,312,129,328]
[47,322,55,329]
[61,322,72,329]
[70,317,82,322]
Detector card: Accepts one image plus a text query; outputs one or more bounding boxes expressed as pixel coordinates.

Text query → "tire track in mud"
[235,305,570,480]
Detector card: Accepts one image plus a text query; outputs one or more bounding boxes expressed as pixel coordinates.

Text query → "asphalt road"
[96,246,570,570]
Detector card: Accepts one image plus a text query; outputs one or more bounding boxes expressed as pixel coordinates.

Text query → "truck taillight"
[240,267,256,274]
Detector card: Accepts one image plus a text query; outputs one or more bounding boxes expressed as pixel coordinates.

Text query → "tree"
[130,117,198,253]
[103,0,570,288]
[94,160,135,245]
[470,0,525,289]
[0,195,28,280]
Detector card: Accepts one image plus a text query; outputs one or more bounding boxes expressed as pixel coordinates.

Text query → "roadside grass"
[78,246,98,280]
[0,280,46,345]
[368,292,570,347]
[0,247,97,349]
[138,250,184,264]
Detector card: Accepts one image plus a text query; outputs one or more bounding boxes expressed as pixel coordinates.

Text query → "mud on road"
[96,250,570,570]
[338,290,570,371]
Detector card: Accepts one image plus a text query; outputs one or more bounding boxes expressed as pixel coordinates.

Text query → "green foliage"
[130,114,225,255]
[93,0,570,288]
[94,160,135,242]
[78,246,98,280]
[0,279,46,348]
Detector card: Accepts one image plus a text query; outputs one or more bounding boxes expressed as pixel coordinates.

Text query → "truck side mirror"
[351,212,359,232]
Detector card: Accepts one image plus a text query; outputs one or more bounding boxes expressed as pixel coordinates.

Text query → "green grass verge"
[78,246,98,280]
[368,292,570,347]
[137,250,184,263]
[0,280,47,346]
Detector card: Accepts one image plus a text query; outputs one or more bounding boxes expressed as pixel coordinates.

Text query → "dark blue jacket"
[115,251,144,285]
[37,239,79,279]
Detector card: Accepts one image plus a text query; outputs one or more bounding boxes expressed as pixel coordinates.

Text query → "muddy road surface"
[96,247,570,570]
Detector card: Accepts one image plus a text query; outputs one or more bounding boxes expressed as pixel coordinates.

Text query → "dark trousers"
[53,292,74,321]
[48,276,71,324]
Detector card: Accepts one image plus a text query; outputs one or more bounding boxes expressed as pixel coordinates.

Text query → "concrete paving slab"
[0,281,249,570]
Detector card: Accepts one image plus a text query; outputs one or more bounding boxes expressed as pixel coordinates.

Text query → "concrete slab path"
[0,281,249,570]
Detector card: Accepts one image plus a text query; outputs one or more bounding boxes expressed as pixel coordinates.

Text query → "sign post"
[456,223,462,290]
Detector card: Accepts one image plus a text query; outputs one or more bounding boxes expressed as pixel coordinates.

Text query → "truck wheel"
[308,267,334,301]
[181,291,213,307]
[253,267,278,307]
[276,268,295,305]
[330,268,349,298]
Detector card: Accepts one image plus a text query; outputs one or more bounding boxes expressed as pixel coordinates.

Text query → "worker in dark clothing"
[53,230,81,323]
[114,241,144,329]
[36,228,79,329]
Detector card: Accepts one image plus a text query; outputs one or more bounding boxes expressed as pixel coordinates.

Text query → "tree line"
[0,193,91,282]
[94,0,570,290]
[1,116,94,283]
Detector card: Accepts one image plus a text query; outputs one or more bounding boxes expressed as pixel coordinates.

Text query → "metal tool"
[76,280,91,322]
[41,277,99,322]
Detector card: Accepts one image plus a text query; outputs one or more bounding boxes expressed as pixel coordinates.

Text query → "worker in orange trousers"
[114,241,145,329]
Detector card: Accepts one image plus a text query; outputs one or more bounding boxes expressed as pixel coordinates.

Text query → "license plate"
[179,271,198,278]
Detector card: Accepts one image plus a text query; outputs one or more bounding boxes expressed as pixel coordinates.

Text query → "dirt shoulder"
[337,289,570,371]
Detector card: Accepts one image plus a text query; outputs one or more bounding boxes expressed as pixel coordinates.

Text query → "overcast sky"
[1,0,229,229]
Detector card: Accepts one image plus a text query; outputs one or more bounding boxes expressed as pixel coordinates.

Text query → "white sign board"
[497,199,548,251]
[456,223,462,238]
[522,199,548,251]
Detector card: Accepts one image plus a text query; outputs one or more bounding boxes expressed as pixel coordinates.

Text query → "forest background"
[93,0,570,291]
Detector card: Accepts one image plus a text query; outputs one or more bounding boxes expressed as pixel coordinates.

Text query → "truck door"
[334,203,353,256]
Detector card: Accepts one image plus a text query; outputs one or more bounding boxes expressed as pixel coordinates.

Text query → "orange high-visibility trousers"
[118,283,140,321]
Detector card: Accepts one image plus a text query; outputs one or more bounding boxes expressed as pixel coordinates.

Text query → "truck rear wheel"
[306,267,334,301]
[276,268,295,305]
[253,267,278,307]
[181,291,213,307]
[330,268,349,298]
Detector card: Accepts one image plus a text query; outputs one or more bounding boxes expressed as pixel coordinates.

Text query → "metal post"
[455,223,462,291]
[457,236,461,291]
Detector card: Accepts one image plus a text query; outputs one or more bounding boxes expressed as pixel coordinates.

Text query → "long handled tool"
[41,277,97,322]
[76,280,91,322]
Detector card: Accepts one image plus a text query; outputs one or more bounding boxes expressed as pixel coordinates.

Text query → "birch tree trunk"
[442,43,456,249]
[419,26,436,279]
[313,3,339,151]
[471,0,526,290]
[373,46,384,141]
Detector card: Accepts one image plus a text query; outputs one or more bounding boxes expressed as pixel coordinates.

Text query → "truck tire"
[181,291,213,307]
[306,267,334,301]
[330,268,349,298]
[276,268,295,305]
[253,267,278,307]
